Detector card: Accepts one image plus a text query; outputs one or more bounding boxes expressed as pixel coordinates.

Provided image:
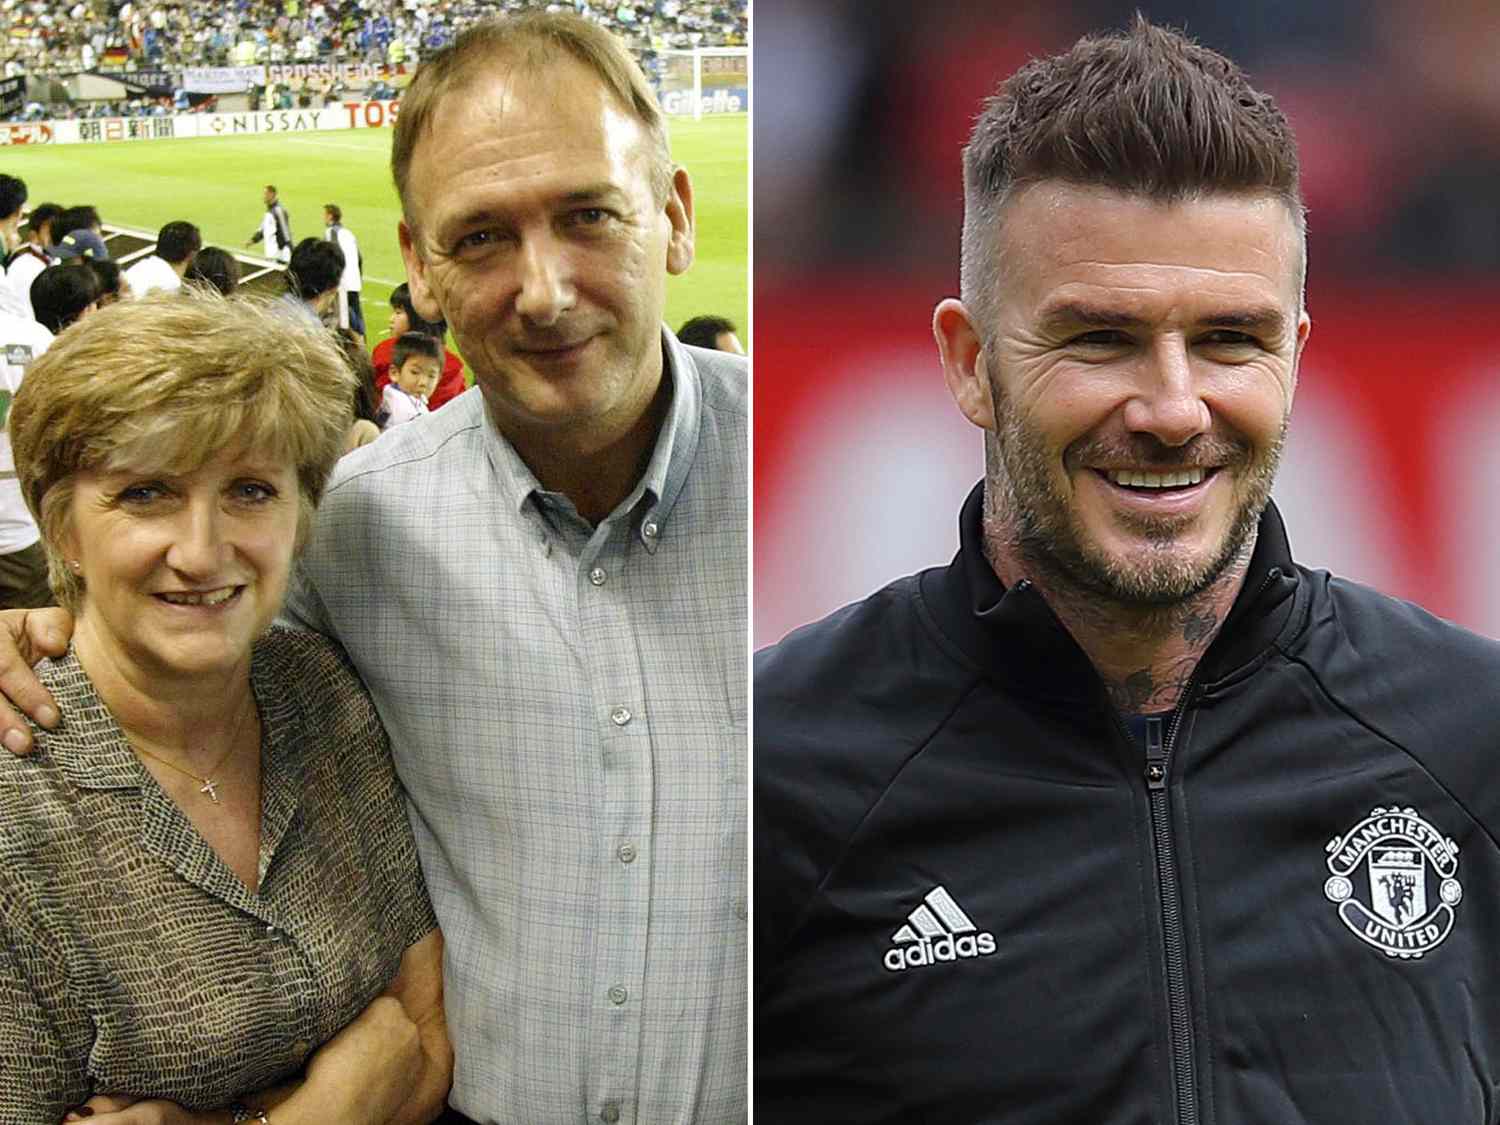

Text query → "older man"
[755,17,1500,1123]
[0,13,746,1125]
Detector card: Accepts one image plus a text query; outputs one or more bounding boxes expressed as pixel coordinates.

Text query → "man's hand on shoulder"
[0,606,71,754]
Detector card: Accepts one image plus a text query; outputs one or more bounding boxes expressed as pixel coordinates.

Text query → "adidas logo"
[882,885,997,972]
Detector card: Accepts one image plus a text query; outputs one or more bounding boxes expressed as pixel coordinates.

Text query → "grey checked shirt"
[284,330,747,1124]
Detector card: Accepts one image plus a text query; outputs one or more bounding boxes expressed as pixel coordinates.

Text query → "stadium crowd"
[2,0,746,83]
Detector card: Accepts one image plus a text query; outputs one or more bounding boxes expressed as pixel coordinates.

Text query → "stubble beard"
[982,381,1286,610]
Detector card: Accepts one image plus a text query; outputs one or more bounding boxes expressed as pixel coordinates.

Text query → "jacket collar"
[919,481,1303,704]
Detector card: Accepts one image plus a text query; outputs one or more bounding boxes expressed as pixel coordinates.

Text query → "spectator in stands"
[322,203,364,340]
[4,202,61,318]
[0,304,54,608]
[30,264,100,334]
[380,331,441,430]
[84,258,129,307]
[0,175,32,321]
[123,220,201,296]
[247,183,293,263]
[279,236,344,328]
[371,282,466,410]
[677,313,745,354]
[50,206,108,263]
[184,246,241,296]
[0,175,24,259]
[333,327,383,452]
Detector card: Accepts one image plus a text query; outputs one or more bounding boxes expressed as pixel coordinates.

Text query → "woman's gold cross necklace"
[131,698,256,804]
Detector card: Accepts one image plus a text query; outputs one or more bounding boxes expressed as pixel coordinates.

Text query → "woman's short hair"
[8,291,357,610]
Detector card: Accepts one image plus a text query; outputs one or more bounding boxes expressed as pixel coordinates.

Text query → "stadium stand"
[2,0,746,118]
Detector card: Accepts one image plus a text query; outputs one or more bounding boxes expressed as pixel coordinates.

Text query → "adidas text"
[883,931,997,972]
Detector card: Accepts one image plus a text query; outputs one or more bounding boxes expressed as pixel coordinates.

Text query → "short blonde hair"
[8,291,357,610]
[391,11,673,225]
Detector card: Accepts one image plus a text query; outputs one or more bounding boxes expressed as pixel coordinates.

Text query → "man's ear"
[933,298,996,432]
[397,219,446,323]
[664,166,695,276]
[1286,308,1312,411]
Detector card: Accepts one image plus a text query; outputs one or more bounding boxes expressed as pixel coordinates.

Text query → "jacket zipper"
[1126,565,1285,1123]
[1145,707,1197,1125]
[1014,563,1283,1121]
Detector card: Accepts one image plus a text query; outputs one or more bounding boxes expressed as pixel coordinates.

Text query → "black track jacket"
[755,482,1500,1124]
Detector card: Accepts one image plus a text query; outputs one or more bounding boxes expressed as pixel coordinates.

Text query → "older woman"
[1,293,450,1123]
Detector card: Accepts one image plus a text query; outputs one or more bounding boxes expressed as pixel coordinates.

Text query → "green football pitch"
[3,113,748,352]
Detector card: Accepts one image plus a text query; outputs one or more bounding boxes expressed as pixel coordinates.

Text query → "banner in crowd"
[264,61,408,84]
[0,120,51,145]
[90,68,179,93]
[658,86,748,115]
[26,100,402,144]
[183,65,267,94]
[0,76,24,119]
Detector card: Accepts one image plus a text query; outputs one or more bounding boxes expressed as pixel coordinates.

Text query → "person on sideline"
[323,203,365,340]
[247,184,293,264]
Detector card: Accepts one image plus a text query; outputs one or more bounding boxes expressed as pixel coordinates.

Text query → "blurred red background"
[753,0,1500,646]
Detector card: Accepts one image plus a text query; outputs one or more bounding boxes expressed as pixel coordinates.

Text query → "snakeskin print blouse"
[0,628,438,1119]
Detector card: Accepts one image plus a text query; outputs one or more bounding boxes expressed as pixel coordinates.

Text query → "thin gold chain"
[131,695,257,803]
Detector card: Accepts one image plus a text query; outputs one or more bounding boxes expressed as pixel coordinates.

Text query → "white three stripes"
[892,885,977,943]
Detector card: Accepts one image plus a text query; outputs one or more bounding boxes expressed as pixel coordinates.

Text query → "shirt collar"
[40,648,143,792]
[920,481,1305,703]
[39,640,298,794]
[483,325,703,544]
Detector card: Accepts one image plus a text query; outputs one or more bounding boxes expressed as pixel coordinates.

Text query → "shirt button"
[265,924,278,936]
[610,706,632,727]
[601,1103,621,1124]
[589,566,607,586]
[618,842,637,864]
[642,520,658,539]
[608,984,628,1006]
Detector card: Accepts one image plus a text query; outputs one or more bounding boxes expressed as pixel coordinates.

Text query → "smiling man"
[755,17,1500,1124]
[288,15,747,1124]
[0,12,746,1125]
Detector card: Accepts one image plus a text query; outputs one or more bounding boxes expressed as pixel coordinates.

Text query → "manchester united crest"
[1324,806,1462,959]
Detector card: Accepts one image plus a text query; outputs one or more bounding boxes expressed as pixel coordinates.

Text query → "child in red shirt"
[371,283,466,410]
